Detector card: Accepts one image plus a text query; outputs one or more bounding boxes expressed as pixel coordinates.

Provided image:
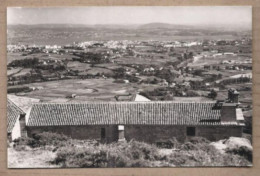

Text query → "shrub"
[13,132,71,148]
[7,86,31,94]
[166,152,189,166]
[156,137,180,149]
[8,57,39,68]
[226,146,252,162]
[54,145,109,168]
[180,142,199,150]
[13,136,36,148]
[31,132,70,147]
[54,140,161,167]
[186,137,210,144]
[186,90,200,97]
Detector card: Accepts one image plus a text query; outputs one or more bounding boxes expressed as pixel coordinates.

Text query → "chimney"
[19,113,27,137]
[228,88,239,103]
[118,125,125,142]
[220,103,237,122]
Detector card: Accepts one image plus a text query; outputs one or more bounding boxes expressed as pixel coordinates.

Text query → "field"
[7,52,74,64]
[11,78,160,102]
[67,61,91,71]
[189,55,251,68]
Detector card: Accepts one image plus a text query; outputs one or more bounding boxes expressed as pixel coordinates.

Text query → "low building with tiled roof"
[20,90,245,143]
[8,90,245,143]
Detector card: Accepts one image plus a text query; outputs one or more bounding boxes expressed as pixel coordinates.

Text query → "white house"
[7,95,40,141]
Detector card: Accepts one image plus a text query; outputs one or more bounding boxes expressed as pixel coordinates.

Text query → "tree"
[208,89,217,99]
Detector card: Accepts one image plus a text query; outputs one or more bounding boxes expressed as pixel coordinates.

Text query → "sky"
[7,6,252,27]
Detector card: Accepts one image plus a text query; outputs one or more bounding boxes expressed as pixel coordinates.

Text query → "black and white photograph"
[7,6,252,168]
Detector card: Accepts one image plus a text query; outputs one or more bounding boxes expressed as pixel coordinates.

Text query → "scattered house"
[10,90,245,143]
[66,94,77,99]
[144,67,155,72]
[123,80,129,84]
[213,53,223,57]
[169,82,176,88]
[160,79,169,86]
[193,55,203,62]
[224,52,236,56]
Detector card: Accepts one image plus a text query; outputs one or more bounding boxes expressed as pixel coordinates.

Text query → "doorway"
[101,128,106,141]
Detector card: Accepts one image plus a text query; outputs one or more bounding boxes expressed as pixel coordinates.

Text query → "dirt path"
[8,147,61,168]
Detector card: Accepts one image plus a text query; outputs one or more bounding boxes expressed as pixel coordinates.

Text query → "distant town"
[7,38,252,107]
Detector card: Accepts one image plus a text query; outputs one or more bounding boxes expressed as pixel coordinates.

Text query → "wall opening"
[101,128,106,139]
[118,125,125,142]
[186,127,196,136]
[19,114,27,137]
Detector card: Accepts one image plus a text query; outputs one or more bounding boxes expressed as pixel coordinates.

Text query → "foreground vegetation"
[10,132,252,168]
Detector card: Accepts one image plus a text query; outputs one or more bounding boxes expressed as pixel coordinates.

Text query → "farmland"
[13,78,139,102]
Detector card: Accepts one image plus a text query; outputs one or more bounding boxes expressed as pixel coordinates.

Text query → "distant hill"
[7,22,251,45]
[8,23,251,32]
[138,23,190,29]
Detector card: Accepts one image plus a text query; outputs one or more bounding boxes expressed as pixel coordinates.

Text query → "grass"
[67,61,91,71]
[8,147,59,168]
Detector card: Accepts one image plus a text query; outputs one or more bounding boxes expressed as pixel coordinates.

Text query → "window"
[101,128,106,139]
[186,127,196,136]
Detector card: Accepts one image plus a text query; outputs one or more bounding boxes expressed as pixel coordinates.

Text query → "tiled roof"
[7,99,25,133]
[28,101,242,127]
[7,95,40,112]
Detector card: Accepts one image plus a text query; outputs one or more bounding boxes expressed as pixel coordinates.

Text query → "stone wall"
[27,125,118,143]
[221,104,237,122]
[196,126,243,141]
[124,125,186,143]
[26,125,243,143]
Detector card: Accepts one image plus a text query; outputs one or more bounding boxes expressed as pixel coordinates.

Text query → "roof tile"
[7,99,25,132]
[26,101,240,126]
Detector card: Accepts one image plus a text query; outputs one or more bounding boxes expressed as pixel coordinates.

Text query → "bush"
[156,137,180,149]
[8,58,39,68]
[31,132,70,147]
[226,146,252,162]
[186,90,200,97]
[54,140,161,167]
[13,136,35,148]
[186,137,210,144]
[7,86,31,93]
[13,132,71,148]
